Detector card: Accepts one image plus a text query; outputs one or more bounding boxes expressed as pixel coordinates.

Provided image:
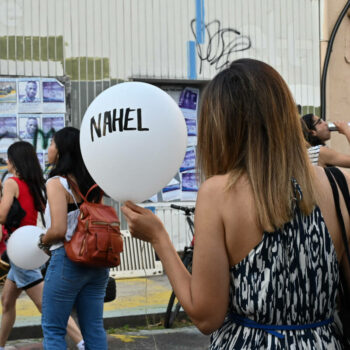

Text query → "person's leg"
[24,281,43,312]
[42,247,82,350]
[0,279,22,346]
[76,268,109,350]
[67,317,84,346]
[25,281,84,346]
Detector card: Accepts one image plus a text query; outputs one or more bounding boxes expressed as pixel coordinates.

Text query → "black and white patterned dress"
[210,186,343,349]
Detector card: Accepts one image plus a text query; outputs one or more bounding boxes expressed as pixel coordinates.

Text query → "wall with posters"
[0,0,321,122]
[146,85,201,203]
[0,0,321,211]
[0,77,66,176]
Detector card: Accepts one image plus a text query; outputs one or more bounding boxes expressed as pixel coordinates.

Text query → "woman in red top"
[0,142,85,350]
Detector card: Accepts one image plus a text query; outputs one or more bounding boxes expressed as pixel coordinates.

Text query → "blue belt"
[229,313,334,339]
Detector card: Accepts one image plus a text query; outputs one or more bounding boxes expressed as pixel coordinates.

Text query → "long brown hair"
[197,59,316,231]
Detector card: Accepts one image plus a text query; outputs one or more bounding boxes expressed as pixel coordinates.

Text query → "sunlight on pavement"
[103,277,171,311]
[110,334,148,343]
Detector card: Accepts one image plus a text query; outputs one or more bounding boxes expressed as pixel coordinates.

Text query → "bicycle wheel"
[164,252,192,328]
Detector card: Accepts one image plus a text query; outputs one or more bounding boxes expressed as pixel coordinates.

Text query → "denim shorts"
[7,262,43,290]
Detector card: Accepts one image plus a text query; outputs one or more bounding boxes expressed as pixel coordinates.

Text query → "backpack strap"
[66,177,103,203]
[327,167,350,215]
[66,177,87,202]
[86,184,99,199]
[324,167,350,266]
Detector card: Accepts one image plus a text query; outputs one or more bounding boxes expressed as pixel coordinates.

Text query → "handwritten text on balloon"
[90,108,149,141]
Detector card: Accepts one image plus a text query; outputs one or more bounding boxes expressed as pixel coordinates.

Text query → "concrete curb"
[9,312,189,341]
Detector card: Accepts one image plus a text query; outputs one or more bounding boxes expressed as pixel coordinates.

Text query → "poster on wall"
[162,177,181,201]
[42,114,65,133]
[0,115,18,148]
[185,118,197,146]
[159,86,200,202]
[19,115,40,141]
[42,79,66,113]
[178,88,199,119]
[0,79,17,114]
[18,78,41,113]
[0,77,66,172]
[181,171,198,201]
[180,147,196,172]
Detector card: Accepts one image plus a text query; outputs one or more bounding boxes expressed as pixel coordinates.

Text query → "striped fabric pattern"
[307,145,321,165]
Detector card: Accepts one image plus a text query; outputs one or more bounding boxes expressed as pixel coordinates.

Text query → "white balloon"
[7,225,50,270]
[80,82,187,202]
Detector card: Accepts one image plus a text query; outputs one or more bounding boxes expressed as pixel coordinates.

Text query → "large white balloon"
[7,225,50,270]
[80,82,187,202]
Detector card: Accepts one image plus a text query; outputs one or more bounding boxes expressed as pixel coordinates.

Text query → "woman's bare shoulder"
[198,174,250,207]
[46,177,65,193]
[199,174,228,192]
[3,177,18,193]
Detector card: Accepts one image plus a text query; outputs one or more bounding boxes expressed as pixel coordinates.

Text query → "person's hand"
[121,201,166,244]
[37,233,51,256]
[334,121,350,135]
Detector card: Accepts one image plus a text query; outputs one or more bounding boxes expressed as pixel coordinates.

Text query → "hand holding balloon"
[121,201,167,245]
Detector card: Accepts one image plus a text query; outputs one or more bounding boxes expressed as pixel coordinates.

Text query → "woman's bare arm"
[122,177,230,335]
[319,146,350,168]
[320,121,350,168]
[0,179,18,224]
[41,178,67,245]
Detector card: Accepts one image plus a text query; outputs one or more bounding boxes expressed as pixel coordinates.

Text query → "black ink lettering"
[89,108,149,141]
[137,109,149,131]
[112,108,123,132]
[124,108,137,131]
[103,111,112,136]
[90,114,102,142]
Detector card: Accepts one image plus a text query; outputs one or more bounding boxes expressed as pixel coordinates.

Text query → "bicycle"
[164,204,195,328]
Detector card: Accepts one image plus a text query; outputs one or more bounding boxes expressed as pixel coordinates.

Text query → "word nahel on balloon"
[90,108,149,141]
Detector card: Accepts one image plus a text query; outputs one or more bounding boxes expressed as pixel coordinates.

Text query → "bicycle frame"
[164,204,195,328]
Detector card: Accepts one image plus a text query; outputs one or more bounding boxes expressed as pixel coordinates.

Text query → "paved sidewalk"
[1,274,194,349]
[5,326,210,349]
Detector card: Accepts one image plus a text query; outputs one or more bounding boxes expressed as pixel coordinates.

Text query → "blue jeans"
[42,247,109,350]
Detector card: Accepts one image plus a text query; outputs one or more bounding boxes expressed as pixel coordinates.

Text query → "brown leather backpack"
[64,179,123,268]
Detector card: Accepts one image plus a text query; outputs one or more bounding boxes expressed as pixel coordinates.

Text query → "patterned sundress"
[210,183,343,349]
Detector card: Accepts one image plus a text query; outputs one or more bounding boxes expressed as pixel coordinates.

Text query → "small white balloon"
[80,82,187,202]
[7,225,50,270]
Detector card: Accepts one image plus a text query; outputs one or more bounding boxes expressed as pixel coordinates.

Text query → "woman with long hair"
[302,113,350,167]
[0,141,85,350]
[122,59,348,348]
[39,127,109,349]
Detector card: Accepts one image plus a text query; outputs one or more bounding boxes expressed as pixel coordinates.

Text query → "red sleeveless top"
[0,177,38,255]
[10,177,38,226]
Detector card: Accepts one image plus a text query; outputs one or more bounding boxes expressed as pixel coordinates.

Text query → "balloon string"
[140,241,158,350]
